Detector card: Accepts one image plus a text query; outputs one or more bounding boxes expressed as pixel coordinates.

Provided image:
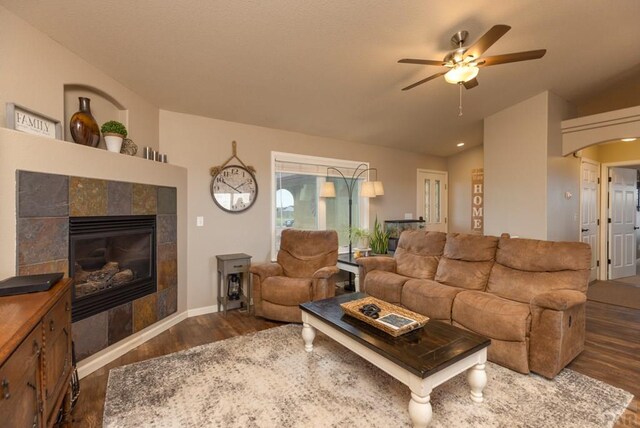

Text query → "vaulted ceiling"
[2,0,640,156]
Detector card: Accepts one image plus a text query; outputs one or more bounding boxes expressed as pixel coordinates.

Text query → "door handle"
[581,228,589,232]
[635,227,639,230]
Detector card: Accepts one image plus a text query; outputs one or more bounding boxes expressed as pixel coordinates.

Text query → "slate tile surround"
[16,170,178,360]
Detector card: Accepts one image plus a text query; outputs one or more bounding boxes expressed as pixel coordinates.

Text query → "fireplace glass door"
[69,216,156,322]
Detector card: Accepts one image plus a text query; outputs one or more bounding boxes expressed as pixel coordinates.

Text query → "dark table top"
[337,253,359,266]
[300,293,490,379]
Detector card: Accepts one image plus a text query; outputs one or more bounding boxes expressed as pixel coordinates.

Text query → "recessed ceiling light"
[621,138,637,142]
[456,142,465,147]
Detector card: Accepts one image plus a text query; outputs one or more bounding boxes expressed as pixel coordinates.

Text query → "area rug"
[104,325,633,428]
[588,280,640,309]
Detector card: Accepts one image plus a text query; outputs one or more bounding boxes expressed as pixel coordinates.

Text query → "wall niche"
[63,84,128,151]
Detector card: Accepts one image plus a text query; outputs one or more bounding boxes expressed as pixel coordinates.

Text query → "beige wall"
[484,92,550,239]
[0,128,188,313]
[159,110,445,310]
[446,145,484,234]
[547,92,580,242]
[484,91,578,241]
[0,7,159,152]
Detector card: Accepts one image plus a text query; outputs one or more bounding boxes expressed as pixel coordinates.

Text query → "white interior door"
[417,169,447,232]
[580,160,600,282]
[608,167,637,279]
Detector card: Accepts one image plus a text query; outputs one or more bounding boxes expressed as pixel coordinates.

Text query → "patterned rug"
[104,325,633,427]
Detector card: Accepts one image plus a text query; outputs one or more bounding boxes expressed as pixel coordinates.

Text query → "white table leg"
[468,362,487,403]
[302,322,316,352]
[354,272,360,292]
[408,392,432,428]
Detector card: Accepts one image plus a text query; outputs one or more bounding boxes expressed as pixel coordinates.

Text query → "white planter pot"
[104,134,124,153]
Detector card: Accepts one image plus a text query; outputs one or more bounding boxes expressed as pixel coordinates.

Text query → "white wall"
[0,7,159,151]
[159,110,446,310]
[446,145,484,234]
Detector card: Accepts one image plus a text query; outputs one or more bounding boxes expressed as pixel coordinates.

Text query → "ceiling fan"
[398,25,546,92]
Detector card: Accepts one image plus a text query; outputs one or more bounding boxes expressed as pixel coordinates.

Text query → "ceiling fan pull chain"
[458,83,464,117]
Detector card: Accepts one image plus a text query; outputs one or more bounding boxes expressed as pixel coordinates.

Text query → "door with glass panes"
[417,169,448,232]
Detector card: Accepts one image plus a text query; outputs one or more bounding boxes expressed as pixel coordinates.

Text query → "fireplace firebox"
[69,215,156,322]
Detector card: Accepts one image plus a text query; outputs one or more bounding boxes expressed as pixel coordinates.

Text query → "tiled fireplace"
[16,171,177,360]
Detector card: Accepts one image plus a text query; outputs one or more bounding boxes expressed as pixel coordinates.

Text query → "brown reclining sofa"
[356,230,591,379]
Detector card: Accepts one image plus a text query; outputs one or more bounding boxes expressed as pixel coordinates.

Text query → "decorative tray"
[340,296,429,337]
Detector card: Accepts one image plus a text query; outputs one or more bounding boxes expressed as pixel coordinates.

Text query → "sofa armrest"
[529,289,587,379]
[356,256,396,287]
[530,289,586,311]
[249,262,283,280]
[356,256,396,273]
[313,266,341,279]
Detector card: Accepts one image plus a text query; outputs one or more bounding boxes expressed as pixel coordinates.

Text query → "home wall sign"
[471,168,484,233]
[6,103,62,139]
[209,141,258,213]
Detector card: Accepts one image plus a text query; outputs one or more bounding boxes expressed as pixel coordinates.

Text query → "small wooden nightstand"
[216,253,252,315]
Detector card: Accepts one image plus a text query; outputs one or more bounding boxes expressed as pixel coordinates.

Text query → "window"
[272,152,370,258]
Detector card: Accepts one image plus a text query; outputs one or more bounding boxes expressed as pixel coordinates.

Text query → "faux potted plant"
[369,217,390,255]
[101,120,128,153]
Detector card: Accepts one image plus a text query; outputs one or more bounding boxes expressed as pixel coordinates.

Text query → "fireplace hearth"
[70,215,156,322]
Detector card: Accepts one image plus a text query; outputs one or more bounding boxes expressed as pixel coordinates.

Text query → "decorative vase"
[104,134,124,153]
[69,97,100,147]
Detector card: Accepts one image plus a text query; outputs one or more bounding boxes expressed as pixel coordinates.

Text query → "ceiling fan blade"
[398,58,446,66]
[401,72,446,91]
[463,78,479,89]
[478,49,547,66]
[465,25,511,59]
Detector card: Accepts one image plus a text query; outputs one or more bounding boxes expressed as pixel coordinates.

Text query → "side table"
[216,253,252,315]
[337,253,360,292]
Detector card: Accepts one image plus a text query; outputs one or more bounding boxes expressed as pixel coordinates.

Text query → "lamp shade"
[373,181,384,196]
[320,181,336,198]
[444,64,479,84]
[361,181,376,198]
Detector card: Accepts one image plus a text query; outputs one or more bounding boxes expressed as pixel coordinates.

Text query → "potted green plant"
[350,227,370,249]
[101,120,128,153]
[369,217,389,255]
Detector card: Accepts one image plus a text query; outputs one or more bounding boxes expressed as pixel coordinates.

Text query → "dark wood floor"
[71,301,639,427]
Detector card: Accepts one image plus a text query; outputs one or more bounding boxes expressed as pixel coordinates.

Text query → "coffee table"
[300,293,491,428]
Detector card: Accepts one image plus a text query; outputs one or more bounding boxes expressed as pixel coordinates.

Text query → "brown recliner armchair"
[250,229,340,322]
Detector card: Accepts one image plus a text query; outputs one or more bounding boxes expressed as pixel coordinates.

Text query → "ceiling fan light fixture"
[444,64,479,84]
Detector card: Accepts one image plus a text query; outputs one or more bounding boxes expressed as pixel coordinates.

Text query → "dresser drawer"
[220,258,250,274]
[43,288,71,343]
[0,325,42,428]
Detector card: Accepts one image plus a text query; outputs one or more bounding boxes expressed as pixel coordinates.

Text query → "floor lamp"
[319,163,384,256]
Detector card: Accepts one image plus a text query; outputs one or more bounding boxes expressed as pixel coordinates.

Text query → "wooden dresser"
[0,279,73,428]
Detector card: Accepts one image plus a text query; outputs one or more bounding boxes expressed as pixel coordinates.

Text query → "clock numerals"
[210,165,258,213]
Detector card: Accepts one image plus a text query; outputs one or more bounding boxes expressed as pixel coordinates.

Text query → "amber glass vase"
[69,97,100,147]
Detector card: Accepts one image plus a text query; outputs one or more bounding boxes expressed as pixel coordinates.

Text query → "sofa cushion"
[495,235,590,275]
[443,233,499,261]
[394,230,446,279]
[277,229,338,278]
[435,258,494,291]
[364,271,410,303]
[452,291,531,342]
[401,279,464,321]
[262,276,312,305]
[487,264,591,304]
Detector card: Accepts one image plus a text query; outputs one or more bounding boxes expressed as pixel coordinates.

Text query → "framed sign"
[471,168,484,233]
[6,103,62,139]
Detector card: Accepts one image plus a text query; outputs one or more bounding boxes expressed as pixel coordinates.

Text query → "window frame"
[271,151,371,260]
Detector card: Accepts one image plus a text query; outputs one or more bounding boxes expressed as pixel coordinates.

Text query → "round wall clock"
[210,165,258,213]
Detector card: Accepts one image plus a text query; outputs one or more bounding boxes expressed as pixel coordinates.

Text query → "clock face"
[210,165,258,213]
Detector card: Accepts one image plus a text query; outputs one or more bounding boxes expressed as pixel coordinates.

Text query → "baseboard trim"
[187,304,218,317]
[77,310,188,379]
